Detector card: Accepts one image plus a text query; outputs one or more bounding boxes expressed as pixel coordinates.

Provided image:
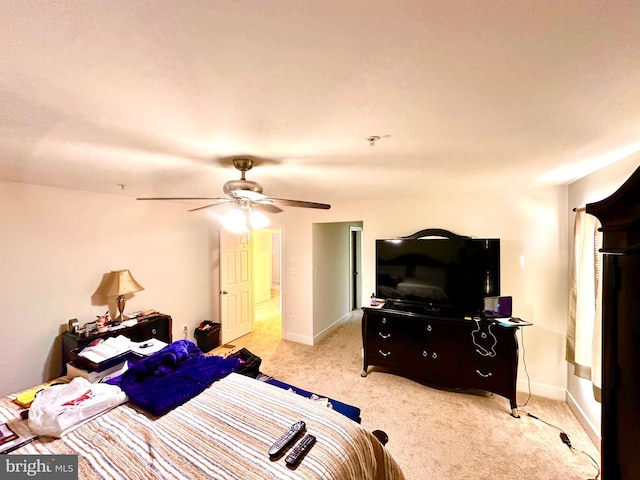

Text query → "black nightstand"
[61,313,173,374]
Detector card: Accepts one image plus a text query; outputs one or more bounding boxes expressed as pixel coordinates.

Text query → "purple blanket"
[108,340,240,416]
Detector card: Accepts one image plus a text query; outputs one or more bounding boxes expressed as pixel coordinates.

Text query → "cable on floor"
[515,328,600,479]
[523,410,601,480]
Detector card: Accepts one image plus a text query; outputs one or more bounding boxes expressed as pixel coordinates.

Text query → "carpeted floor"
[228,299,601,480]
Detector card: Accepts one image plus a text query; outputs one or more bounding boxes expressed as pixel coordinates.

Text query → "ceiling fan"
[136,157,331,214]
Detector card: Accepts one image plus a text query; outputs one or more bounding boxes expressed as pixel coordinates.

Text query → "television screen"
[376,237,500,315]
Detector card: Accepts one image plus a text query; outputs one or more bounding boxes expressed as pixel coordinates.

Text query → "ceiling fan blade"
[269,197,331,210]
[188,201,233,212]
[253,202,284,214]
[137,197,228,201]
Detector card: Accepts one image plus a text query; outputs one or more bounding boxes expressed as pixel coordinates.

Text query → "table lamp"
[93,270,144,323]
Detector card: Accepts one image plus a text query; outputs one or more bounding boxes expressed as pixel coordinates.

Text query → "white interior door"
[219,229,254,344]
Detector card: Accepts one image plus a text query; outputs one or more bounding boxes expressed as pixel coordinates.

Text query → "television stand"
[361,305,520,417]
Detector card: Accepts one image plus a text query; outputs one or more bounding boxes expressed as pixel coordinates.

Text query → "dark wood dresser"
[61,313,173,373]
[586,165,640,480]
[361,303,520,416]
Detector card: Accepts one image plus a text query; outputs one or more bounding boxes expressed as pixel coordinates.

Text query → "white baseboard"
[282,331,313,345]
[566,390,601,450]
[312,312,351,345]
[517,378,567,401]
[281,312,351,345]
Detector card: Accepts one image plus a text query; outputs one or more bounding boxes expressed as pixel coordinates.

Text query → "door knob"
[221,290,228,295]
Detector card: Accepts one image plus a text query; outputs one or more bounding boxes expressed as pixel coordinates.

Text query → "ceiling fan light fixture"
[249,209,269,230]
[221,206,270,233]
[221,208,249,234]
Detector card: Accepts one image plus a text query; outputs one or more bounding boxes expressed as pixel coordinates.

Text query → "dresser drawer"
[363,311,408,368]
[461,356,509,387]
[364,312,407,345]
[411,321,462,376]
[368,343,404,367]
[459,334,515,398]
[130,316,172,342]
[365,312,401,332]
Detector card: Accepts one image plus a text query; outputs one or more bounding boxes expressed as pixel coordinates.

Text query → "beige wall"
[0,181,212,396]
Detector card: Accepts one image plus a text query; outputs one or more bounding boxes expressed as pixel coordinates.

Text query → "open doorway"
[350,226,363,310]
[253,228,282,339]
[312,222,364,337]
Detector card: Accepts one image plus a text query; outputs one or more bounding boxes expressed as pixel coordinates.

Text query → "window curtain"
[566,208,602,402]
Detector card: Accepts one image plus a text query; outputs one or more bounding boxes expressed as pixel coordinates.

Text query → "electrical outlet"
[290,315,295,324]
[182,324,188,339]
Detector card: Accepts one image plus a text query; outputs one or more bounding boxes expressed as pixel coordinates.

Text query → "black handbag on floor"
[228,348,262,378]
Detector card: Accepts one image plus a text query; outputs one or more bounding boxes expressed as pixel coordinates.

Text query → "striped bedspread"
[1,373,405,479]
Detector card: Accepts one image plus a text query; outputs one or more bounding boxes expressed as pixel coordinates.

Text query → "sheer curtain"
[566,208,602,402]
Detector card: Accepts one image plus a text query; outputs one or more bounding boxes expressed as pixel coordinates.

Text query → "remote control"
[268,421,306,457]
[285,434,316,468]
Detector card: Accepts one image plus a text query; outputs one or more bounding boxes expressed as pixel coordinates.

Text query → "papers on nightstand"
[130,339,168,356]
[77,335,131,364]
[72,335,168,375]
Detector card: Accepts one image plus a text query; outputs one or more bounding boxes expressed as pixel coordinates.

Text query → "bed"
[0,372,405,479]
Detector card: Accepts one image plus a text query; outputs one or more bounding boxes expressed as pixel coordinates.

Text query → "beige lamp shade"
[93,270,144,297]
[93,270,144,321]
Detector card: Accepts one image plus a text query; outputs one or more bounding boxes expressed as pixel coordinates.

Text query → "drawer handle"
[422,350,428,357]
[476,370,493,378]
[381,318,387,324]
[432,352,437,359]
[152,328,157,336]
[426,325,433,332]
[379,332,391,339]
[422,350,438,359]
[378,350,391,357]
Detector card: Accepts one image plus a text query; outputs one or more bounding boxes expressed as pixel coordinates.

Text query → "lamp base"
[116,295,128,325]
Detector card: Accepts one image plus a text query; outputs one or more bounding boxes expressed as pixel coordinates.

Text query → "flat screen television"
[376,237,500,316]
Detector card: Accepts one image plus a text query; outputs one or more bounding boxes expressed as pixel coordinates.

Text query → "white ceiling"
[2,1,639,206]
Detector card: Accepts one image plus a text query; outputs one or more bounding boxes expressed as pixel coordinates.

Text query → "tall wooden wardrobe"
[586,165,640,479]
